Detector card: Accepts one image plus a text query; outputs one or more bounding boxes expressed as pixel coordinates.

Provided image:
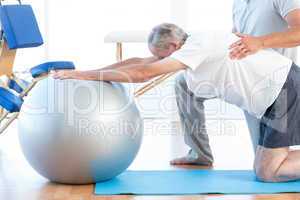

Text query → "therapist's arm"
[52,57,186,83]
[230,9,300,59]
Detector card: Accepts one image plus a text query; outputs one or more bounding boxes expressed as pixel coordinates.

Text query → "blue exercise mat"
[95,170,300,195]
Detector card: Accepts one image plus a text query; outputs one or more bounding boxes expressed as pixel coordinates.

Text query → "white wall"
[45,0,171,68]
[186,0,233,31]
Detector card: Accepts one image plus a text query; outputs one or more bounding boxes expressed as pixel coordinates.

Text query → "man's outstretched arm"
[230,9,300,59]
[52,57,186,83]
[88,56,160,71]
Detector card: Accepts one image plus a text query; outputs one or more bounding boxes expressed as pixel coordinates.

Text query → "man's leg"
[170,74,214,165]
[254,146,300,182]
[244,111,260,153]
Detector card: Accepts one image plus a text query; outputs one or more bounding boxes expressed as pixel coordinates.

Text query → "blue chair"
[0,1,76,134]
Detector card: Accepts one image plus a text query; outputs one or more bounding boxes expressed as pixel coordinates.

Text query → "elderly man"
[54,23,300,182]
[172,0,300,166]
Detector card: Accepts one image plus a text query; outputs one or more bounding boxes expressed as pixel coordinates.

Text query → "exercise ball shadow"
[18,78,143,184]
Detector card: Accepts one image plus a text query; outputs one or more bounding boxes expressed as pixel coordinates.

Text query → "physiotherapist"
[171,0,300,166]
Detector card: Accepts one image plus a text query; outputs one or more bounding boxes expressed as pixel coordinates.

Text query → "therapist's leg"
[170,74,214,165]
[244,111,260,153]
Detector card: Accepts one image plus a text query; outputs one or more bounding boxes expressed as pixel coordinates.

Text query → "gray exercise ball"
[18,78,143,184]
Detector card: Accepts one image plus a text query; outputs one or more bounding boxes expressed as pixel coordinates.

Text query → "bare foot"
[170,156,212,166]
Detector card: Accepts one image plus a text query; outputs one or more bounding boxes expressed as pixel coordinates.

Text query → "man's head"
[148,23,188,59]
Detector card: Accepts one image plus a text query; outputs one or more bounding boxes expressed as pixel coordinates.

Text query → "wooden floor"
[0,119,300,200]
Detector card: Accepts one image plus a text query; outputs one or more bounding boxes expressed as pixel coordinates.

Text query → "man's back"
[171,31,293,117]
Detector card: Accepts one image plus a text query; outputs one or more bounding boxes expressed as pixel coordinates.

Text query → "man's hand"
[229,33,264,60]
[52,70,79,80]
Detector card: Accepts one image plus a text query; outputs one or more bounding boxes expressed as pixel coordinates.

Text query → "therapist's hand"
[229,33,264,60]
[51,70,79,80]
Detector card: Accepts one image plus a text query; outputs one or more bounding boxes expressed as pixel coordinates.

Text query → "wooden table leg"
[116,42,123,62]
[134,72,177,98]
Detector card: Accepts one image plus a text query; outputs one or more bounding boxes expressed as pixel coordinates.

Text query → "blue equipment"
[0,0,75,134]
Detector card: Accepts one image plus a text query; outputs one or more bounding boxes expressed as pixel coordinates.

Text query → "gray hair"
[148,23,188,50]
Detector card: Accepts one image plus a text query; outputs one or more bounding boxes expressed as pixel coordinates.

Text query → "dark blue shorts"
[259,63,300,148]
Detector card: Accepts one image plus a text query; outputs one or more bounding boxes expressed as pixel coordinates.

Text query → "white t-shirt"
[171,32,293,118]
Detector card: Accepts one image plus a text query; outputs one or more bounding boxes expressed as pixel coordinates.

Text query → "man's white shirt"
[171,32,293,118]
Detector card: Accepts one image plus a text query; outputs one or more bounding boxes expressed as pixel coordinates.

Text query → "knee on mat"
[255,164,279,183]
